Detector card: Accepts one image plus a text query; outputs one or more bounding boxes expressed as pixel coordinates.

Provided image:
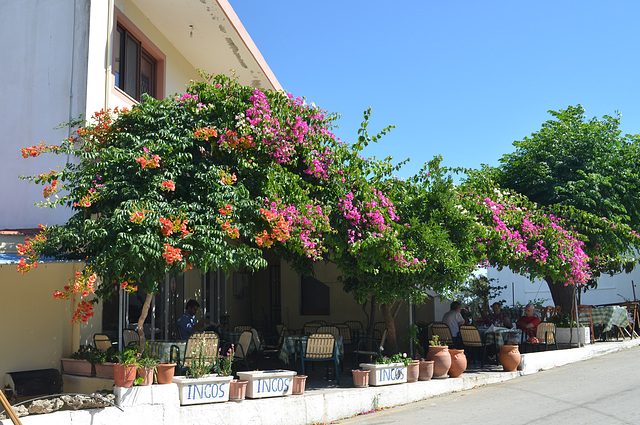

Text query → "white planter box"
[236,370,296,398]
[556,327,591,345]
[172,374,233,405]
[359,363,407,386]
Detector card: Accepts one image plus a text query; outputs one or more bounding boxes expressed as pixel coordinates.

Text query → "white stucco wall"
[1,0,90,230]
[487,267,640,307]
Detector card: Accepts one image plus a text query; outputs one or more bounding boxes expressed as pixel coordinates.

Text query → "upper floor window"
[114,24,157,101]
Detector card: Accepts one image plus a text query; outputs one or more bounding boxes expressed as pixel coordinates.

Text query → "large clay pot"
[406,360,420,383]
[352,369,370,388]
[155,363,176,384]
[448,349,467,378]
[292,375,307,395]
[426,346,451,379]
[94,362,115,379]
[418,360,434,381]
[137,367,154,386]
[229,379,248,401]
[499,345,521,372]
[114,364,137,387]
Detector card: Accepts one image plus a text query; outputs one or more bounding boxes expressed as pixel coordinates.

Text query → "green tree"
[490,105,640,312]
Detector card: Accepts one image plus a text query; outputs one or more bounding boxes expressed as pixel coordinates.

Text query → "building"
[1,0,439,391]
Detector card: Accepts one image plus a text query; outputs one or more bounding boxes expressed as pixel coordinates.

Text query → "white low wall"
[2,373,517,425]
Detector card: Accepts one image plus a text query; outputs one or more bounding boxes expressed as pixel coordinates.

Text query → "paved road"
[333,346,640,425]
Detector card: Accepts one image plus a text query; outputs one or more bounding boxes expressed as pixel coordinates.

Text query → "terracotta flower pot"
[352,369,370,388]
[229,379,248,401]
[137,366,154,386]
[499,344,521,372]
[406,360,420,383]
[418,360,434,381]
[114,364,137,387]
[426,346,451,378]
[155,363,176,384]
[448,349,467,378]
[94,362,115,379]
[292,375,307,395]
[60,358,94,377]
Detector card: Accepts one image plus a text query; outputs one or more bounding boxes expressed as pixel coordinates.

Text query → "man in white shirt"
[442,301,465,347]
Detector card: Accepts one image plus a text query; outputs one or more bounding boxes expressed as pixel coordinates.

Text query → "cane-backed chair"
[522,322,558,352]
[171,331,220,375]
[301,333,340,384]
[353,328,387,366]
[93,333,113,353]
[459,325,489,367]
[573,305,596,344]
[428,322,454,347]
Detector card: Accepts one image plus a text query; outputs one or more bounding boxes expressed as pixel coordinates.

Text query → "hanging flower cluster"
[120,281,138,293]
[53,270,98,323]
[162,243,183,264]
[159,216,190,238]
[218,169,237,185]
[161,180,175,191]
[193,126,218,141]
[21,141,59,158]
[16,227,47,274]
[130,210,145,224]
[135,147,161,169]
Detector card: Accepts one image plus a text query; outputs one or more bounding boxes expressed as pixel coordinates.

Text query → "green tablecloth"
[279,335,344,364]
[148,340,186,363]
[480,328,522,347]
[590,306,630,333]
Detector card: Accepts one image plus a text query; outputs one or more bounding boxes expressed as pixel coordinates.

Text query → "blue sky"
[230,1,640,178]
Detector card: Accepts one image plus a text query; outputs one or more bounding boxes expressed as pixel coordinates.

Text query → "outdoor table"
[148,340,186,363]
[221,331,242,345]
[279,335,344,365]
[591,306,630,333]
[480,327,522,348]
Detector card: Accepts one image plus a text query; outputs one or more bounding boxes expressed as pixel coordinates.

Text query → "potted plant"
[359,353,411,386]
[61,345,98,377]
[426,335,451,379]
[352,369,370,388]
[137,349,159,386]
[94,347,119,379]
[219,345,247,401]
[552,314,590,345]
[114,346,139,388]
[172,337,233,405]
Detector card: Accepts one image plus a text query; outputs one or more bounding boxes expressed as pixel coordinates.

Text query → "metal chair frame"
[171,331,220,376]
[301,333,340,384]
[353,328,388,366]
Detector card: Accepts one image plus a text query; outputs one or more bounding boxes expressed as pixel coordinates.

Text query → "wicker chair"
[301,333,339,384]
[353,328,387,366]
[122,329,140,348]
[523,322,558,352]
[303,321,323,335]
[93,333,113,353]
[459,325,488,367]
[428,322,454,347]
[573,305,596,344]
[171,331,219,375]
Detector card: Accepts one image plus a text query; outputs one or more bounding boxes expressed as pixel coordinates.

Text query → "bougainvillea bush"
[18,73,425,339]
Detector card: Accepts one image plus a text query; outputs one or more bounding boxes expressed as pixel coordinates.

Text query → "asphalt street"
[332,346,640,425]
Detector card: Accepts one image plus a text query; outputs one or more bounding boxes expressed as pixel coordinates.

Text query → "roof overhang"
[130,0,281,91]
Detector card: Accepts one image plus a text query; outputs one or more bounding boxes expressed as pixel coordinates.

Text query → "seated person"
[516,303,540,337]
[483,302,512,328]
[442,301,465,347]
[177,299,211,340]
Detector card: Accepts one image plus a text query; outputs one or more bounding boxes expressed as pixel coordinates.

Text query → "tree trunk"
[380,301,403,355]
[365,295,377,339]
[136,292,153,353]
[545,277,576,316]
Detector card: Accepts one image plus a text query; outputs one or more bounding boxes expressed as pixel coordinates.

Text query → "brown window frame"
[114,23,157,101]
